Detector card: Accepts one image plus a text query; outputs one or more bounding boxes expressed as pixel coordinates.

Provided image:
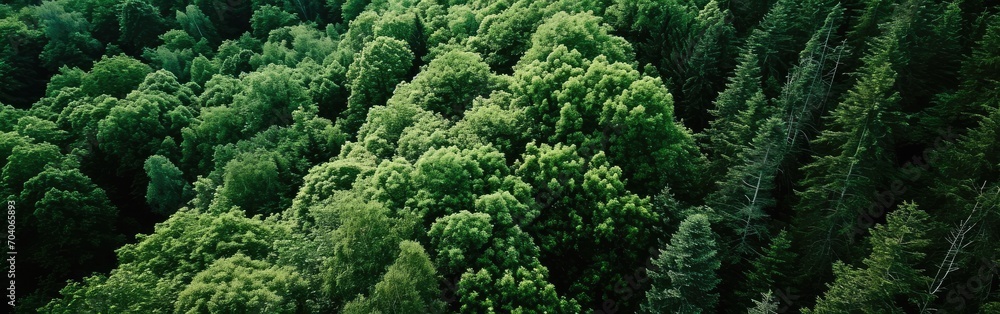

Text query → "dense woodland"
[0,0,998,313]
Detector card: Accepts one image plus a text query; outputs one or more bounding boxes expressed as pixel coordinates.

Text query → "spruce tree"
[804,202,932,313]
[793,17,905,269]
[642,214,721,314]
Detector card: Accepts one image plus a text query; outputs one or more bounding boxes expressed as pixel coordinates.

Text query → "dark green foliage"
[642,214,721,314]
[117,0,167,54]
[342,241,445,313]
[251,4,300,38]
[176,4,218,43]
[144,154,190,215]
[36,1,101,70]
[8,1,1000,313]
[804,202,932,313]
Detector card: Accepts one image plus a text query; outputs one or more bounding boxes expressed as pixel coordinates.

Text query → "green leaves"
[144,155,191,215]
[81,54,152,98]
[342,36,414,135]
[343,241,445,314]
[175,254,310,314]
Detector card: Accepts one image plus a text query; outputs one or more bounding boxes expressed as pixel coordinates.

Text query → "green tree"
[341,36,413,135]
[175,254,310,314]
[251,4,299,38]
[144,154,191,215]
[1,142,62,195]
[392,50,493,119]
[175,4,218,43]
[342,241,445,314]
[737,230,796,307]
[81,54,152,98]
[519,11,633,65]
[117,0,167,54]
[36,0,101,70]
[792,18,905,267]
[217,151,285,216]
[642,213,721,314]
[804,202,932,313]
[323,193,413,307]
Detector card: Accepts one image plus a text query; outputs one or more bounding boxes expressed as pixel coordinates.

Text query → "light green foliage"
[748,291,779,314]
[373,10,424,55]
[642,214,720,314]
[175,254,310,314]
[289,154,376,220]
[97,70,194,171]
[515,143,657,305]
[218,151,285,216]
[428,210,493,274]
[230,64,312,135]
[323,193,414,307]
[215,34,262,76]
[356,100,425,159]
[253,25,337,68]
[600,75,706,197]
[43,207,287,313]
[805,202,932,313]
[341,36,414,134]
[395,110,453,161]
[143,30,211,82]
[520,11,633,66]
[14,115,69,145]
[468,0,549,70]
[450,97,529,158]
[393,50,493,119]
[188,55,218,87]
[342,241,445,313]
[409,145,495,221]
[80,54,153,98]
[44,66,86,98]
[1,142,62,195]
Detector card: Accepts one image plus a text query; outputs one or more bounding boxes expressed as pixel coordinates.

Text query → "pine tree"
[738,230,797,306]
[702,35,768,180]
[707,115,784,254]
[804,202,932,313]
[642,214,721,314]
[793,17,905,269]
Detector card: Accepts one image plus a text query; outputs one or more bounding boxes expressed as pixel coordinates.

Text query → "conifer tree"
[793,16,905,268]
[642,214,721,314]
[804,202,932,313]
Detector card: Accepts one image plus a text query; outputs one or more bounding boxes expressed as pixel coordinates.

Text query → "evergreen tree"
[804,202,932,313]
[738,230,796,306]
[642,214,721,314]
[792,16,905,269]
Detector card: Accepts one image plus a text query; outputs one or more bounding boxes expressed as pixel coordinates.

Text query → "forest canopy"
[1,0,998,313]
